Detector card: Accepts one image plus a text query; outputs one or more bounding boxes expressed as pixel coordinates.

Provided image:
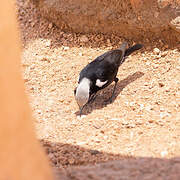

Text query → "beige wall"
[0,1,54,180]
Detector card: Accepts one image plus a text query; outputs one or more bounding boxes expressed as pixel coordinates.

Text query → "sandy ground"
[16,0,180,177]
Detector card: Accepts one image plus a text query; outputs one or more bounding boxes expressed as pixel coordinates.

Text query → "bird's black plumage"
[75,44,142,96]
[75,43,143,100]
[78,50,121,97]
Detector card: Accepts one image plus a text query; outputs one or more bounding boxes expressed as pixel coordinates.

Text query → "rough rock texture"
[33,0,180,44]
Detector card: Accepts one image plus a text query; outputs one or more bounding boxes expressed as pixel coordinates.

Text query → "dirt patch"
[16,0,180,179]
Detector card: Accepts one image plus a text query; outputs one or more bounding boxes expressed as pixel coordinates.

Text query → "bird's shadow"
[75,71,144,116]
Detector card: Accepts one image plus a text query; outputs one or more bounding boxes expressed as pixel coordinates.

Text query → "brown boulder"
[33,0,180,42]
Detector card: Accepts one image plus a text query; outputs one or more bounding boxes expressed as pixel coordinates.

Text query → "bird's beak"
[79,105,85,116]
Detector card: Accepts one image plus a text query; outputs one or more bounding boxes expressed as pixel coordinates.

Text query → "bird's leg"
[106,77,119,103]
[79,94,97,116]
[88,93,97,104]
[79,106,85,116]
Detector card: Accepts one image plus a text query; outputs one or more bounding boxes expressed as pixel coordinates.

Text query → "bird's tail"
[106,42,142,66]
[112,42,128,66]
[124,44,143,57]
[116,43,143,66]
[117,42,128,56]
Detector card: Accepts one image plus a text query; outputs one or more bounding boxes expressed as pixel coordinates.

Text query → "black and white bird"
[74,42,143,115]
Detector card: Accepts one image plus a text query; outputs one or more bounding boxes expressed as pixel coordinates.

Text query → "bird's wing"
[96,42,128,61]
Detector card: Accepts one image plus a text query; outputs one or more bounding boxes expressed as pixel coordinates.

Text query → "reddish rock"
[33,0,180,43]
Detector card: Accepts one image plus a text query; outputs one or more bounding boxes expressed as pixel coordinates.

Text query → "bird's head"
[74,78,90,115]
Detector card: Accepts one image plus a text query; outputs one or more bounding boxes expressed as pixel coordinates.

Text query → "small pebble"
[126,124,135,128]
[122,121,129,125]
[139,104,144,110]
[77,115,86,119]
[80,35,89,42]
[48,23,53,29]
[63,46,70,50]
[148,120,154,123]
[164,44,169,49]
[146,61,151,66]
[68,158,75,164]
[145,105,154,111]
[161,51,168,57]
[136,120,143,125]
[138,131,143,135]
[161,150,168,157]
[107,39,111,44]
[159,82,165,87]
[77,141,87,145]
[100,130,105,134]
[153,48,160,55]
[111,118,119,121]
[89,150,100,155]
[45,40,51,47]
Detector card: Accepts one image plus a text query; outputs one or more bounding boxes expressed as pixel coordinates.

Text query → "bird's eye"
[74,88,77,95]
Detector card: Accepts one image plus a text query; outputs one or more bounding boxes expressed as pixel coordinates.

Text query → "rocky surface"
[16,0,180,179]
[56,157,180,180]
[32,0,180,44]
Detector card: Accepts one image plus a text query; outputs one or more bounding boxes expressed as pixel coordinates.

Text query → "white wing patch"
[96,79,108,87]
[77,76,80,83]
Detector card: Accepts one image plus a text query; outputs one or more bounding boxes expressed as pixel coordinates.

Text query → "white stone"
[153,48,160,55]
